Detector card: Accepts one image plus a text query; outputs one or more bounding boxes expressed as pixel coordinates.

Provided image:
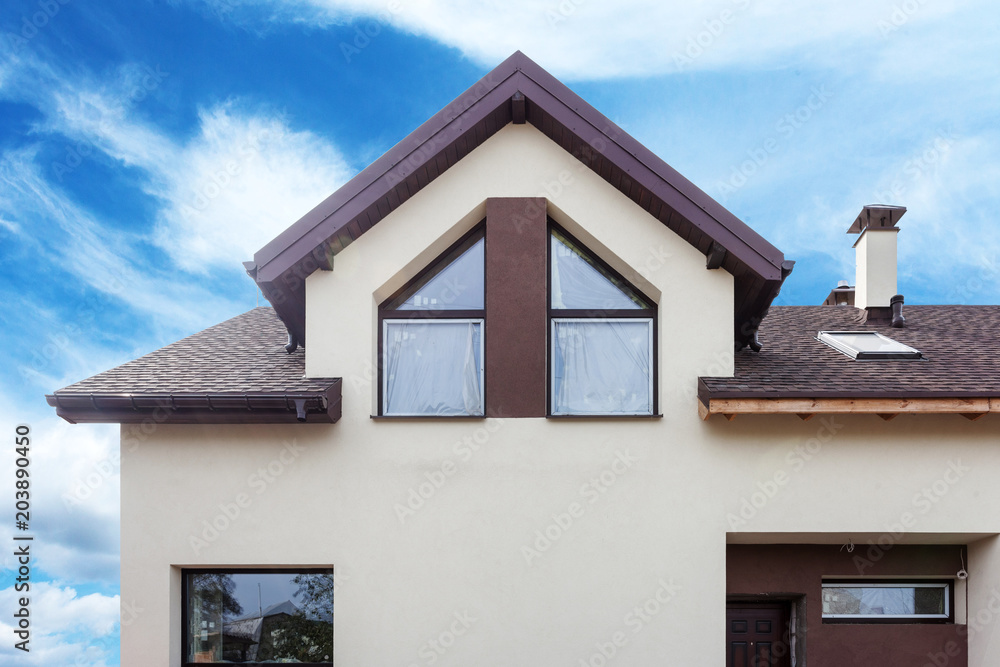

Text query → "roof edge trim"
[45,384,342,424]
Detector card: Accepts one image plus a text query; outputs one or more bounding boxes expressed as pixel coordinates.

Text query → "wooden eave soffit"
[698,397,999,422]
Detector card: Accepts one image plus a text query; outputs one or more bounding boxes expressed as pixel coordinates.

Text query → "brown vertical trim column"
[485,197,548,418]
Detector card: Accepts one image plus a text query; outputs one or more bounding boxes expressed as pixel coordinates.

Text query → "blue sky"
[1,0,998,664]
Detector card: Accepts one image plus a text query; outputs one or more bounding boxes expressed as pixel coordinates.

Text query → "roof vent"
[890,294,905,328]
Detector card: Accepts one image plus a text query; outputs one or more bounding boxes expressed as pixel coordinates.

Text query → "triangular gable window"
[387,236,484,311]
[380,229,485,417]
[550,230,650,310]
[549,226,656,416]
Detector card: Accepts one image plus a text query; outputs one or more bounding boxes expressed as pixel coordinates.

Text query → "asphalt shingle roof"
[55,307,334,396]
[701,305,1000,397]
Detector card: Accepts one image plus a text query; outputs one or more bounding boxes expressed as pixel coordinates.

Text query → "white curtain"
[384,320,483,416]
[552,319,652,415]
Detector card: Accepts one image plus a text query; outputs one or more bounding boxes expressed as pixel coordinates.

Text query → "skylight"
[818,331,922,360]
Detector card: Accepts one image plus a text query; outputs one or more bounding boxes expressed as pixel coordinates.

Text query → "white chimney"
[848,204,905,310]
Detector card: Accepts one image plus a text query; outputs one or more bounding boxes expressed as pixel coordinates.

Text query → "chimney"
[848,204,905,312]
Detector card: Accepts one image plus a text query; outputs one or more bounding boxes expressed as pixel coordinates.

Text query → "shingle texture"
[54,308,335,396]
[701,305,1000,397]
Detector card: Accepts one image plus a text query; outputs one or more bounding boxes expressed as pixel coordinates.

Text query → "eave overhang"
[697,380,999,421]
[247,51,791,351]
[45,382,342,425]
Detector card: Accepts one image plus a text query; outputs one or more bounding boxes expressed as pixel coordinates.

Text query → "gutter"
[45,382,342,425]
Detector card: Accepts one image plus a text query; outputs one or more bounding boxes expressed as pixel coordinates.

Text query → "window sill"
[370,414,664,420]
[371,415,487,420]
[547,413,663,419]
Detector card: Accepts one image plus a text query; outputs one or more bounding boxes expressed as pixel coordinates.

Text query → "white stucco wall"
[119,124,1000,666]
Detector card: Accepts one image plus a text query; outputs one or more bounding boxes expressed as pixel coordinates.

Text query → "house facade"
[49,53,1000,666]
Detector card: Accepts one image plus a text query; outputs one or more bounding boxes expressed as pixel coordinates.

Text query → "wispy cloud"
[153,102,354,273]
[188,0,985,79]
[0,147,236,334]
[0,49,354,316]
[763,128,1000,303]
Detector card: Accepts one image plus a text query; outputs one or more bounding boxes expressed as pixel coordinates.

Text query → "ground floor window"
[183,568,333,665]
[821,581,951,621]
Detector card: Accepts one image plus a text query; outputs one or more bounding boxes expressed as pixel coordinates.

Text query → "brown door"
[726,603,790,667]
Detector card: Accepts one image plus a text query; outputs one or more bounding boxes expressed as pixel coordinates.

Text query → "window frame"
[547,222,658,417]
[821,580,953,623]
[377,224,486,417]
[381,317,485,417]
[181,567,334,667]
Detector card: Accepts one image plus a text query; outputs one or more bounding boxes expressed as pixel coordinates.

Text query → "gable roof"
[699,305,1000,419]
[45,308,341,424]
[246,51,793,351]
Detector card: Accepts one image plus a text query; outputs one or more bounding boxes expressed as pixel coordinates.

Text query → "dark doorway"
[726,602,791,667]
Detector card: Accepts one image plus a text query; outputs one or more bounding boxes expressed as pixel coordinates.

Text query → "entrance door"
[726,603,790,667]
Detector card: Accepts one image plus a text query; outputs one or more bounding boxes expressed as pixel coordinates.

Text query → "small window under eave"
[818,331,922,360]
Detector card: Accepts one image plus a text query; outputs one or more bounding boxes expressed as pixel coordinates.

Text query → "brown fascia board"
[249,51,789,347]
[45,382,342,425]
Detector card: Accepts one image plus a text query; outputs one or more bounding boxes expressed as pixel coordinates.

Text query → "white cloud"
[764,128,1000,304]
[0,404,120,584]
[0,147,238,334]
[154,103,354,273]
[0,215,19,233]
[1,52,353,274]
[0,582,119,666]
[0,399,120,666]
[193,0,984,79]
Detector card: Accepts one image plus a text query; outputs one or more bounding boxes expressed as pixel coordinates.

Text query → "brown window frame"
[547,221,658,417]
[377,223,486,417]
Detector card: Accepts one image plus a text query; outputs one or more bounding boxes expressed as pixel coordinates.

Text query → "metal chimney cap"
[847,204,906,234]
